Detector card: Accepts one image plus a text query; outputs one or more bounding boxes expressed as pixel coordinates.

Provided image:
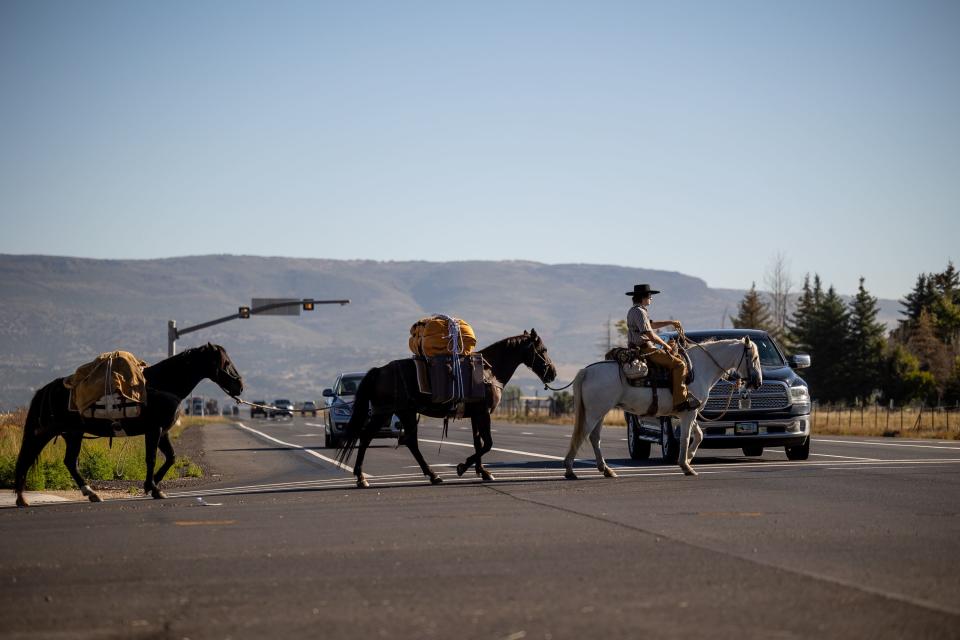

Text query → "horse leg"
[14,429,57,508]
[456,422,481,478]
[473,413,495,482]
[143,428,166,498]
[62,432,103,503]
[677,413,698,476]
[353,415,384,488]
[565,413,604,480]
[589,425,617,478]
[150,431,176,498]
[399,414,442,485]
[689,420,704,461]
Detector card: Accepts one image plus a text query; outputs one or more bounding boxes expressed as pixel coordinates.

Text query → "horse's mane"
[477,334,529,353]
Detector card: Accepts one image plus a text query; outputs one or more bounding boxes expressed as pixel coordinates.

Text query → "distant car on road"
[300,400,318,417]
[250,401,268,419]
[323,372,401,448]
[270,399,295,419]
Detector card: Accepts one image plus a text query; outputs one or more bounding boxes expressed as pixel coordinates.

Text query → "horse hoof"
[81,485,103,503]
[456,463,467,477]
[680,465,698,477]
[357,478,370,488]
[564,470,578,480]
[151,489,167,499]
[430,476,444,485]
[480,472,496,483]
[15,495,28,508]
[602,467,618,478]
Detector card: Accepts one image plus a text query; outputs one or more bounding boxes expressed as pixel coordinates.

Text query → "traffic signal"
[238,306,251,319]
[302,299,315,311]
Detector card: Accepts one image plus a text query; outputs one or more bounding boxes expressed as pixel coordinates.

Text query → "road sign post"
[167,298,349,356]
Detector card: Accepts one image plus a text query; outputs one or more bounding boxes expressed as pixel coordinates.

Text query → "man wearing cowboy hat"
[626,284,700,412]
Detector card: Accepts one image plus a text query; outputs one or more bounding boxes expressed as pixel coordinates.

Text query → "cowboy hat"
[625,284,660,297]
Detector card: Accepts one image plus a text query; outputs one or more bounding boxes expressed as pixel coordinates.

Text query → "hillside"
[0,255,902,409]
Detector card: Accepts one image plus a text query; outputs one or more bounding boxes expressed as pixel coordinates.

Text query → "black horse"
[336,329,557,488]
[15,343,244,507]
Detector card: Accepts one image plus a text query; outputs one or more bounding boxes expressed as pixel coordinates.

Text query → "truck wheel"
[785,437,810,460]
[660,418,680,464]
[627,417,651,460]
[742,445,764,457]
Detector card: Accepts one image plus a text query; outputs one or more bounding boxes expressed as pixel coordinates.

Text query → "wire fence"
[812,402,960,438]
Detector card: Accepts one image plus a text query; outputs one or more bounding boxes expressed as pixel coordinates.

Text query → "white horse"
[563,338,763,478]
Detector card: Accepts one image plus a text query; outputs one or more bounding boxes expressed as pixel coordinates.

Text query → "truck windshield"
[685,335,785,367]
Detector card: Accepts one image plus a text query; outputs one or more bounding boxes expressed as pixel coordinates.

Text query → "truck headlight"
[332,406,352,418]
[789,385,810,406]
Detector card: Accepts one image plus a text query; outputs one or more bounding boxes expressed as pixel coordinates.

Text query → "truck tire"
[785,437,810,460]
[742,445,764,457]
[627,418,651,460]
[661,418,680,464]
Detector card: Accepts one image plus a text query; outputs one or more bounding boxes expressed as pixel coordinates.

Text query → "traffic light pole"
[167,298,349,356]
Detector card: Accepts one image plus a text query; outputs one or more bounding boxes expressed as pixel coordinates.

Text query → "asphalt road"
[2,416,960,639]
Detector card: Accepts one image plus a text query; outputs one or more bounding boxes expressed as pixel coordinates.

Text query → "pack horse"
[337,328,557,488]
[15,344,244,507]
[564,338,762,478]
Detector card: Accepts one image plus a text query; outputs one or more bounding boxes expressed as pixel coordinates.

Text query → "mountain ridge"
[0,254,901,409]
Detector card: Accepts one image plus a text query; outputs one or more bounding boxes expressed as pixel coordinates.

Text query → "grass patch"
[0,410,218,489]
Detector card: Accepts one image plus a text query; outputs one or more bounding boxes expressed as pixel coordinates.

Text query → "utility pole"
[167,298,349,356]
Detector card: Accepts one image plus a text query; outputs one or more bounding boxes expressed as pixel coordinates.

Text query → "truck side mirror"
[789,354,811,369]
[322,388,334,397]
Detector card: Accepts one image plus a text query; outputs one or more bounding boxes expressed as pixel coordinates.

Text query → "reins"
[231,397,352,413]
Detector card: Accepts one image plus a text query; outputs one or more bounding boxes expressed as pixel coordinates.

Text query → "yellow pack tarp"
[409,315,477,357]
[64,351,148,414]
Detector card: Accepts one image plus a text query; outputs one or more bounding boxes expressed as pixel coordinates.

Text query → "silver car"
[322,372,401,448]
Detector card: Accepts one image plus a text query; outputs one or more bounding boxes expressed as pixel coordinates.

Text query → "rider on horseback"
[625,284,700,413]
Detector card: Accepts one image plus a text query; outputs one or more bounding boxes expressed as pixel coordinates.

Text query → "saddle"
[63,351,147,420]
[604,346,694,389]
[414,354,487,406]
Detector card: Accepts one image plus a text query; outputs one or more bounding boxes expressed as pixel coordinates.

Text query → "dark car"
[627,328,812,462]
[250,401,268,419]
[269,398,295,419]
[300,400,318,417]
[322,372,401,448]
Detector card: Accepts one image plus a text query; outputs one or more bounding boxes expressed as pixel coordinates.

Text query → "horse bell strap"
[645,387,659,417]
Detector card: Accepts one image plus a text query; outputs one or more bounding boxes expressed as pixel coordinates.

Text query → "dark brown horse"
[336,329,557,488]
[15,343,243,507]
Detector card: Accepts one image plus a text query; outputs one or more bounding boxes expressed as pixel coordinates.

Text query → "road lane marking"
[419,438,564,460]
[232,421,354,473]
[521,432,535,436]
[175,520,236,526]
[816,438,960,451]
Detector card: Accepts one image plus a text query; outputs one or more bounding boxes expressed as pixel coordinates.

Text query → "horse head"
[204,343,244,398]
[728,337,763,390]
[523,329,557,384]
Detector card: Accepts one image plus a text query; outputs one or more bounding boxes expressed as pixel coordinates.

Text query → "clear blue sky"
[1,0,957,300]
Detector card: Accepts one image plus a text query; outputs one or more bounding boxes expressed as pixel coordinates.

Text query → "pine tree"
[847,277,886,402]
[786,274,815,353]
[806,284,850,403]
[731,282,774,331]
[898,273,937,338]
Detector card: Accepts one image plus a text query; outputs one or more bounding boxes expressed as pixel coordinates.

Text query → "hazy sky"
[1,1,957,300]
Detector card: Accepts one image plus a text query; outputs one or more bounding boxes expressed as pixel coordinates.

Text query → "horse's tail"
[15,382,54,499]
[564,368,588,460]
[335,367,378,466]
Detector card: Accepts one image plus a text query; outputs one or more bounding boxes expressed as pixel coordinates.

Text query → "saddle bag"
[429,354,485,404]
[82,392,143,420]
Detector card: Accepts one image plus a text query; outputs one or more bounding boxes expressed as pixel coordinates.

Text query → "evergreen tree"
[847,277,887,402]
[786,274,815,353]
[806,285,850,403]
[731,282,774,331]
[898,273,937,337]
[907,310,953,397]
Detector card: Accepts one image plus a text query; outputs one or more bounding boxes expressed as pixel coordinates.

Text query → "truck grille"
[704,380,789,411]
